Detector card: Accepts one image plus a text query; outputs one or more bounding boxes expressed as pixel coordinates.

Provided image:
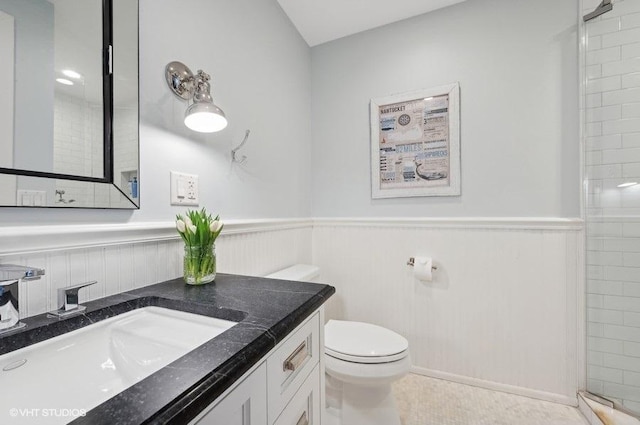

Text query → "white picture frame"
[370,83,460,199]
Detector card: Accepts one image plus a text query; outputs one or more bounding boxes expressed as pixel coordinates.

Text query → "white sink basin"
[0,306,237,424]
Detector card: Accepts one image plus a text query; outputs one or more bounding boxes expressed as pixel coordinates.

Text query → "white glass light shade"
[184,102,228,133]
[618,182,638,188]
[62,69,82,79]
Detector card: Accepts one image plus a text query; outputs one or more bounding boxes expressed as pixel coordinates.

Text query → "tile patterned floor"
[393,374,590,425]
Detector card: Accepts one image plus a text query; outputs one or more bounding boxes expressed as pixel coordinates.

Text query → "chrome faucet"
[0,264,45,335]
[48,281,96,318]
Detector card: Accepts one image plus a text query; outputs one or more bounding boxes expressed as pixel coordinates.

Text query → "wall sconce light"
[165,61,228,133]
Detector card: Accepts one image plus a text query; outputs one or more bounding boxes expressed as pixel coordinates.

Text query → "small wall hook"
[231,129,250,164]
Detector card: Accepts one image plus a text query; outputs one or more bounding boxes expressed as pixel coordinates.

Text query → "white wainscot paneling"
[312,218,583,405]
[0,221,312,319]
[0,217,581,405]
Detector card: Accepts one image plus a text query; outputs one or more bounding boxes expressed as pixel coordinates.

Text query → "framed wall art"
[370,83,460,199]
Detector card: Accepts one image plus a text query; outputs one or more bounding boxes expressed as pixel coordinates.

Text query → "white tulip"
[210,220,222,233]
[188,224,197,234]
[184,217,193,228]
[176,219,186,233]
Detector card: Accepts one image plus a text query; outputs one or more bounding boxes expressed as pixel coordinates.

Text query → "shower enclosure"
[583,0,640,417]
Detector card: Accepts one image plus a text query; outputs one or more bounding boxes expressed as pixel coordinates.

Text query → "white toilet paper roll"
[413,256,433,281]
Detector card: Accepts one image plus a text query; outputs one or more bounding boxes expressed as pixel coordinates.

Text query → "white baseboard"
[411,366,578,407]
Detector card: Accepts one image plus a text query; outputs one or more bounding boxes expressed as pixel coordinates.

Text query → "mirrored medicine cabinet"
[0,0,139,209]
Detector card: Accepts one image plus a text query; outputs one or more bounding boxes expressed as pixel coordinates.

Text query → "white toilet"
[265,264,411,425]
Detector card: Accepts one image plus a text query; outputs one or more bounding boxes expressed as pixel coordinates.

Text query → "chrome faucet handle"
[0,264,45,335]
[48,281,97,318]
[0,264,45,284]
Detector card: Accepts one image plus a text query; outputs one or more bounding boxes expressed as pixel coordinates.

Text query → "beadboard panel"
[216,224,312,277]
[0,223,312,319]
[1,217,582,404]
[312,221,583,404]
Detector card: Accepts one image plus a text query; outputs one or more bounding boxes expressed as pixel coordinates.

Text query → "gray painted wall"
[0,0,580,225]
[0,0,312,223]
[137,0,312,220]
[310,0,580,217]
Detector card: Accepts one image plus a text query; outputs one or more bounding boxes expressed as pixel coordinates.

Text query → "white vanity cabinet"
[194,364,267,425]
[191,308,324,425]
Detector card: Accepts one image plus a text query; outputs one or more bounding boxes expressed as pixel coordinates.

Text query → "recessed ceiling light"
[56,78,74,86]
[62,69,82,79]
[617,182,638,188]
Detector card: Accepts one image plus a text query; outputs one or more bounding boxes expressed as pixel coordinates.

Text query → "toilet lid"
[324,320,409,362]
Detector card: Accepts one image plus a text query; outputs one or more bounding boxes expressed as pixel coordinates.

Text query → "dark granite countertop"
[0,273,335,424]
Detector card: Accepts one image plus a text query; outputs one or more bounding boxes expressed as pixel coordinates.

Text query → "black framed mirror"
[0,0,139,209]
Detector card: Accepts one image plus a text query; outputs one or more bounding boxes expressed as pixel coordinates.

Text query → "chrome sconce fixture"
[165,61,228,133]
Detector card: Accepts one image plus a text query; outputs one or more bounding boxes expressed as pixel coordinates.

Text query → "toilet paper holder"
[407,257,437,271]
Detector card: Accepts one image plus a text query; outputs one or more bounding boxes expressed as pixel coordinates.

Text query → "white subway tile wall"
[0,225,311,319]
[584,0,640,412]
[53,93,102,206]
[112,106,138,202]
[53,92,137,207]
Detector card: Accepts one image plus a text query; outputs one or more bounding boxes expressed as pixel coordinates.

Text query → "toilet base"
[325,375,401,425]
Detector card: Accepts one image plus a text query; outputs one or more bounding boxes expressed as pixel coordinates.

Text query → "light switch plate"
[170,171,199,206]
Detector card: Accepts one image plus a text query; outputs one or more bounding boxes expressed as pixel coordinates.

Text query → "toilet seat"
[325,347,408,364]
[325,320,409,364]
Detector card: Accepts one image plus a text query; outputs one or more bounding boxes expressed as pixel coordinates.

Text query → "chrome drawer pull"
[283,339,308,372]
[296,411,308,425]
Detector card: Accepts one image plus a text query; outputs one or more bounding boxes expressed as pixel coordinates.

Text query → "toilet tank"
[265,264,320,282]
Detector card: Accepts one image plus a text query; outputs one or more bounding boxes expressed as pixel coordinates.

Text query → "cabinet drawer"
[274,364,320,425]
[267,312,320,423]
[192,363,267,425]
